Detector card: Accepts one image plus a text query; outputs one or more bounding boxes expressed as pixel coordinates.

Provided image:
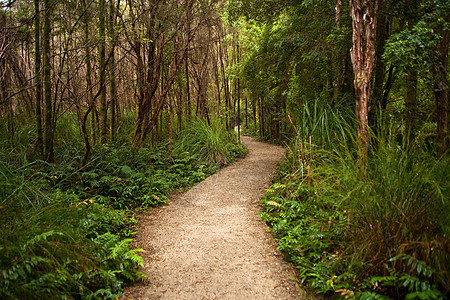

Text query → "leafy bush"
[261,107,449,299]
[0,164,144,299]
[241,122,260,139]
[44,143,221,210]
[0,114,247,299]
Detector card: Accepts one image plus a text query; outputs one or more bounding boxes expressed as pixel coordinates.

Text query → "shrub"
[175,117,247,165]
[0,164,144,299]
[261,106,449,298]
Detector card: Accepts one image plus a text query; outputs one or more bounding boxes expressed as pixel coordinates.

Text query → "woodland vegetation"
[0,0,448,299]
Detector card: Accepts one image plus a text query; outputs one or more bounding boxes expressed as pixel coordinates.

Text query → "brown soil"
[122,136,307,299]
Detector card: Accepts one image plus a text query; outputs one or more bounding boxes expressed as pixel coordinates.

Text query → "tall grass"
[175,117,247,165]
[317,128,449,289]
[289,99,349,150]
[264,100,449,297]
[281,100,353,182]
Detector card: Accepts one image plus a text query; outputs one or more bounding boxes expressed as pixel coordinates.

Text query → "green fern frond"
[23,231,64,250]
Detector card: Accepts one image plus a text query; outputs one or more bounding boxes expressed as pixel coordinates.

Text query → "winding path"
[123,136,305,299]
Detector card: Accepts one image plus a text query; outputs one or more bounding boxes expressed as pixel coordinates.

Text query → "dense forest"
[0,0,448,299]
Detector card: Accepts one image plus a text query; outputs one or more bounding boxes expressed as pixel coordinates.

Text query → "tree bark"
[136,33,190,148]
[98,0,107,143]
[335,0,342,28]
[349,0,377,170]
[82,0,94,160]
[237,41,240,142]
[404,0,419,146]
[185,0,191,121]
[108,0,117,141]
[34,0,44,158]
[370,0,389,130]
[43,0,54,162]
[218,29,231,130]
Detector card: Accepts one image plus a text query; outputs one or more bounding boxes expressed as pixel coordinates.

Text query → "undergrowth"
[175,117,247,165]
[261,102,449,299]
[0,115,245,299]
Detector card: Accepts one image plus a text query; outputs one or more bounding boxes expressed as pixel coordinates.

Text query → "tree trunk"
[335,0,342,28]
[177,90,183,132]
[34,0,44,158]
[236,42,240,142]
[168,102,173,157]
[370,1,389,130]
[185,0,191,121]
[259,92,265,138]
[218,31,231,130]
[43,0,54,162]
[349,0,377,171]
[245,96,248,128]
[185,53,191,121]
[404,0,419,147]
[252,99,256,128]
[134,23,192,149]
[381,64,394,110]
[108,0,117,141]
[81,0,94,160]
[132,33,163,148]
[98,0,107,143]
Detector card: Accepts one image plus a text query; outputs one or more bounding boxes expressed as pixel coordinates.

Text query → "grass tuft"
[175,117,247,165]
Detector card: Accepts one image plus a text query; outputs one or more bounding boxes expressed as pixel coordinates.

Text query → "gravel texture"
[122,136,307,299]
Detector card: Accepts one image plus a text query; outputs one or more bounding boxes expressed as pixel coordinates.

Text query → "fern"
[355,291,392,300]
[23,230,64,250]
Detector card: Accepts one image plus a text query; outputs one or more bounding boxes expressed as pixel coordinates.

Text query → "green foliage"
[288,99,350,149]
[241,122,260,138]
[0,113,246,299]
[226,0,297,24]
[0,164,144,299]
[261,179,351,295]
[383,20,442,77]
[261,113,449,298]
[175,117,247,166]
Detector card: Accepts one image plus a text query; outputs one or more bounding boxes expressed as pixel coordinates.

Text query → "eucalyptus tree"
[349,0,377,169]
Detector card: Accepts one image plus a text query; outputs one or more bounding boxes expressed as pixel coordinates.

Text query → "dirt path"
[122,136,305,299]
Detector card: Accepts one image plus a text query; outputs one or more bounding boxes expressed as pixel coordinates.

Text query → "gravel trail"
[122,136,305,299]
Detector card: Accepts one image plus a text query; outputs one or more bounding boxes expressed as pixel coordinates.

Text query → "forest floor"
[122,136,306,299]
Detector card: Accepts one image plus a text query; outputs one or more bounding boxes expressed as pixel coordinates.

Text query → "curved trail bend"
[123,136,304,299]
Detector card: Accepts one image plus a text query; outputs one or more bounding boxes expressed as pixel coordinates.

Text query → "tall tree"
[98,0,107,143]
[34,0,44,158]
[404,0,420,146]
[108,0,118,141]
[369,0,390,130]
[349,0,377,169]
[185,0,192,121]
[81,0,94,161]
[43,0,54,162]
